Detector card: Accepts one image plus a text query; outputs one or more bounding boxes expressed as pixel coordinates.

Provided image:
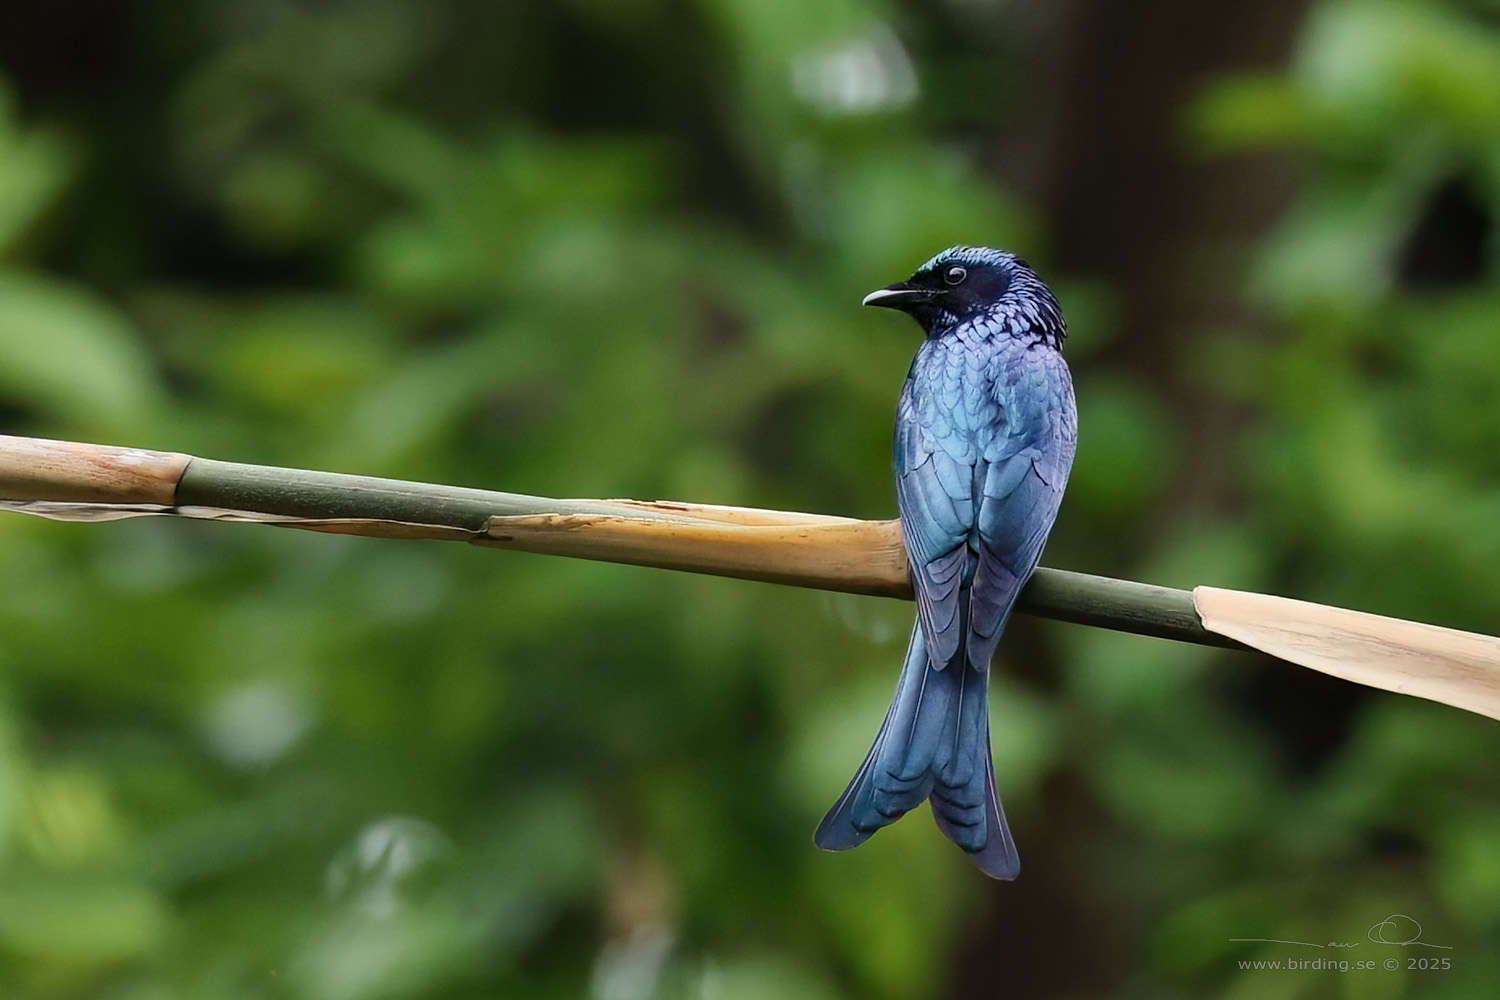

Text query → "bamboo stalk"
[5,433,1497,720]
[0,433,1237,648]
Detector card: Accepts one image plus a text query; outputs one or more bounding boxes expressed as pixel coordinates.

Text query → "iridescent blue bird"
[815,247,1076,879]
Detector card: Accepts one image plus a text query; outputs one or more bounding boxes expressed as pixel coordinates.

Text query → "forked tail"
[814,623,1019,880]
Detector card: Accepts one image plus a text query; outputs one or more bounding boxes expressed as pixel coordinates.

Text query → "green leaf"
[0,272,160,429]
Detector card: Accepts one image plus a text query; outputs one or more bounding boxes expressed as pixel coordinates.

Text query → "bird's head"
[862,246,1065,347]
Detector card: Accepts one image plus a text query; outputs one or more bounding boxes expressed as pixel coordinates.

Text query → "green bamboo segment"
[177,458,724,530]
[1020,569,1250,650]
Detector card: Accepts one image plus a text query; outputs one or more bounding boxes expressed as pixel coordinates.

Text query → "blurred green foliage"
[0,0,1499,997]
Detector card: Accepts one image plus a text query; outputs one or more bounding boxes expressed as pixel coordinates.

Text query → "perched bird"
[815,247,1077,879]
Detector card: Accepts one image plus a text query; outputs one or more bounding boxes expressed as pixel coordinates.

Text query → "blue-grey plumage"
[815,247,1076,879]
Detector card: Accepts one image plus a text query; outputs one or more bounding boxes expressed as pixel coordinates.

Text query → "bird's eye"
[943,265,967,286]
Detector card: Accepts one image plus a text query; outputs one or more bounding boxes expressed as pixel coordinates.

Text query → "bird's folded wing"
[896,418,972,669]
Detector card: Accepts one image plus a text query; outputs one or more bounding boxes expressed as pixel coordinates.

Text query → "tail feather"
[814,623,1019,879]
[931,721,1019,879]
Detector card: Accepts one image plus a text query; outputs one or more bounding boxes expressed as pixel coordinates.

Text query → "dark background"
[1,1,1498,997]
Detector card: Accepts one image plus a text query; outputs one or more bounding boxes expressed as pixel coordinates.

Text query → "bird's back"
[899,329,1075,665]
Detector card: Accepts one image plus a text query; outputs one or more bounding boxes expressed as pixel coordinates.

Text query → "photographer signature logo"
[1230,914,1452,951]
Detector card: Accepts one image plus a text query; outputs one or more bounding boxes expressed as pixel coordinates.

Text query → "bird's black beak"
[862,281,939,311]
